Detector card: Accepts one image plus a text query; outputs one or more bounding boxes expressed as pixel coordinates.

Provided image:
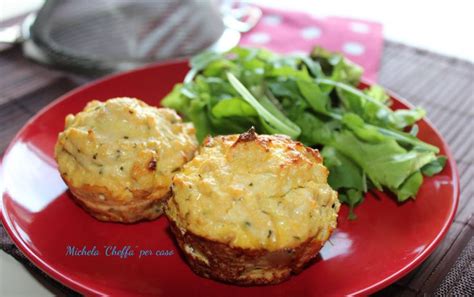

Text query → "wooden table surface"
[0,39,473,296]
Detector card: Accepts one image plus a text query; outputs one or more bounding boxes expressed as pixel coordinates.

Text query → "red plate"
[0,61,459,296]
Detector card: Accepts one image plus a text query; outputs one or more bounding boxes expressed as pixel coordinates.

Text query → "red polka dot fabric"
[240,6,383,82]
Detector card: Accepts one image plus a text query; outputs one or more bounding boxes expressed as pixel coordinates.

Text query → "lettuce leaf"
[161,46,446,218]
[330,131,436,191]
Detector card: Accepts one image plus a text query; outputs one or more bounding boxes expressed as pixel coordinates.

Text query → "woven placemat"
[435,236,474,296]
[1,40,473,296]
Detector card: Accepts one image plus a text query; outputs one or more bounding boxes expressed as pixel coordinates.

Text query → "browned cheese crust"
[166,128,340,284]
[55,98,197,223]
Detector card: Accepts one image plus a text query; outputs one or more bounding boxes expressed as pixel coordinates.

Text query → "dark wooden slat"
[378,49,422,83]
[14,77,80,114]
[447,127,474,163]
[455,162,473,218]
[391,64,452,103]
[385,71,473,117]
[381,52,432,88]
[373,284,417,297]
[403,75,472,115]
[384,42,474,75]
[0,47,64,106]
[389,63,449,99]
[455,163,474,224]
[422,81,474,119]
[422,217,474,295]
[423,76,473,112]
[0,101,33,153]
[434,236,474,296]
[0,78,79,154]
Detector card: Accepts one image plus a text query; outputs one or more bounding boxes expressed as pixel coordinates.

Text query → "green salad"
[162,46,446,219]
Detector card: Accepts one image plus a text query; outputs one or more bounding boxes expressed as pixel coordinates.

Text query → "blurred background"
[2,0,473,60]
[1,0,472,77]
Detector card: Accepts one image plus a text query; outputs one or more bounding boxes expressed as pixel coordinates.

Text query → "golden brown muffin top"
[55,97,198,201]
[167,128,340,250]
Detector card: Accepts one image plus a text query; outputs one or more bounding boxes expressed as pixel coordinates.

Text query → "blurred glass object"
[2,0,260,74]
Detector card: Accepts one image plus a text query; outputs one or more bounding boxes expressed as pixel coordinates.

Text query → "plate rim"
[0,60,460,296]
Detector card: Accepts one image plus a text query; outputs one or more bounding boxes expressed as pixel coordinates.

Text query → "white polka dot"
[350,22,370,34]
[301,26,322,40]
[343,42,365,56]
[262,15,282,26]
[248,32,271,44]
[290,50,308,56]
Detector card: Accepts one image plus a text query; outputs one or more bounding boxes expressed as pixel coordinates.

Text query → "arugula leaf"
[267,80,305,101]
[291,112,336,146]
[392,108,426,129]
[320,78,427,130]
[409,124,419,136]
[341,113,386,143]
[339,189,364,220]
[364,85,390,104]
[299,55,324,78]
[310,46,362,85]
[185,51,222,83]
[267,65,312,81]
[330,131,436,191]
[396,171,423,202]
[296,79,330,113]
[322,147,365,191]
[211,98,257,118]
[202,59,237,78]
[421,156,447,176]
[162,84,186,111]
[162,46,447,218]
[227,72,301,138]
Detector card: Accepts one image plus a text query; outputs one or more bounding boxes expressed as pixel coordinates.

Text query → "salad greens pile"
[162,46,446,219]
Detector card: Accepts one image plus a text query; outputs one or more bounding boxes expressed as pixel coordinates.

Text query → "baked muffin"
[55,97,198,223]
[166,128,340,285]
